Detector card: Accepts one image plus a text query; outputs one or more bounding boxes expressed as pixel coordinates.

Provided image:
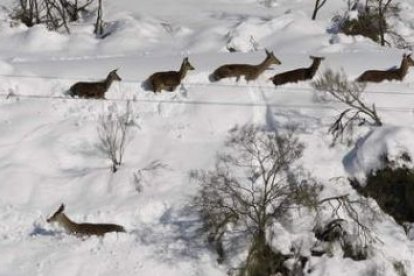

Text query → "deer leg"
[154,85,161,93]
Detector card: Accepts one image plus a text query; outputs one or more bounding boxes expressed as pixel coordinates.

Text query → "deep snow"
[1,0,414,275]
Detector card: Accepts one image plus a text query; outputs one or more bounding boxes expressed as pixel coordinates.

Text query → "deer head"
[182,57,195,71]
[405,54,414,66]
[108,69,122,81]
[265,49,282,65]
[47,204,65,223]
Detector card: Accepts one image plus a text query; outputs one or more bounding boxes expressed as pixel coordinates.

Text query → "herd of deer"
[48,52,414,237]
[68,51,414,99]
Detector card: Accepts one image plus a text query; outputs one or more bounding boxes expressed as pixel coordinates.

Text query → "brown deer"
[356,54,414,83]
[47,204,125,237]
[69,69,122,99]
[147,57,195,93]
[210,49,281,82]
[269,56,325,86]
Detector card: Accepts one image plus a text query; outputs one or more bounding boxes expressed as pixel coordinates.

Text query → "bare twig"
[312,69,382,145]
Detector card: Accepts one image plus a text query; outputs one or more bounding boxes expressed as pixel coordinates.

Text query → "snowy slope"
[1,0,414,275]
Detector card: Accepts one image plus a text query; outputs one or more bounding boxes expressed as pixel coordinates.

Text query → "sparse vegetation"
[315,191,378,261]
[333,0,399,46]
[97,102,134,173]
[312,69,382,146]
[393,261,408,276]
[192,124,319,275]
[10,0,106,35]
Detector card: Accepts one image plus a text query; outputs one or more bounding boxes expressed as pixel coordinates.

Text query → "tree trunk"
[94,0,104,36]
[312,0,328,20]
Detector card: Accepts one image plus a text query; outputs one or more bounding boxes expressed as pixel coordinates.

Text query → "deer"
[69,69,122,99]
[210,49,281,82]
[269,56,325,86]
[356,54,414,83]
[147,57,195,93]
[47,204,126,237]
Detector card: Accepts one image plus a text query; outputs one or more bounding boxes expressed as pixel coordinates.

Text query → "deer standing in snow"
[269,56,325,86]
[356,54,414,83]
[69,69,122,99]
[47,204,125,237]
[147,57,195,93]
[210,49,281,82]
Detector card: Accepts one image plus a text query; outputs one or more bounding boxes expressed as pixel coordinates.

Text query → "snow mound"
[344,126,414,183]
[100,14,171,52]
[225,15,293,52]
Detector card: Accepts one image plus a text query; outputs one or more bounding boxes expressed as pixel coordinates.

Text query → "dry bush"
[11,0,95,33]
[312,69,382,146]
[97,102,134,173]
[315,192,378,261]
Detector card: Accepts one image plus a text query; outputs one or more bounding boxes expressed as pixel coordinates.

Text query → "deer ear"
[58,203,65,213]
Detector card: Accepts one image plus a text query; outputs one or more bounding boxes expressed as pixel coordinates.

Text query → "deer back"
[70,82,107,98]
[76,222,126,236]
[148,57,194,93]
[211,49,281,81]
[271,68,309,85]
[356,54,414,83]
[356,70,399,83]
[47,204,126,237]
[69,69,121,99]
[270,56,324,86]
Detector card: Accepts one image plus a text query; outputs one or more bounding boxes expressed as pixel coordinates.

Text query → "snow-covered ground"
[1,0,414,275]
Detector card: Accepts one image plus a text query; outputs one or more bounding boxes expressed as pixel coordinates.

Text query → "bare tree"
[192,125,319,275]
[312,0,329,20]
[312,69,382,145]
[376,0,393,46]
[94,0,104,36]
[97,102,133,173]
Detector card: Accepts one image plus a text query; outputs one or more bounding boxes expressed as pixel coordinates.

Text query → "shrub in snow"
[97,101,134,173]
[331,0,399,46]
[312,69,382,146]
[313,192,378,261]
[191,124,319,275]
[351,156,414,225]
[10,0,95,33]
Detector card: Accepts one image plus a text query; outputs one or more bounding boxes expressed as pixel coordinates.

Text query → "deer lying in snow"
[269,56,325,86]
[69,69,122,99]
[47,204,125,237]
[147,57,195,93]
[210,49,281,82]
[356,54,414,83]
